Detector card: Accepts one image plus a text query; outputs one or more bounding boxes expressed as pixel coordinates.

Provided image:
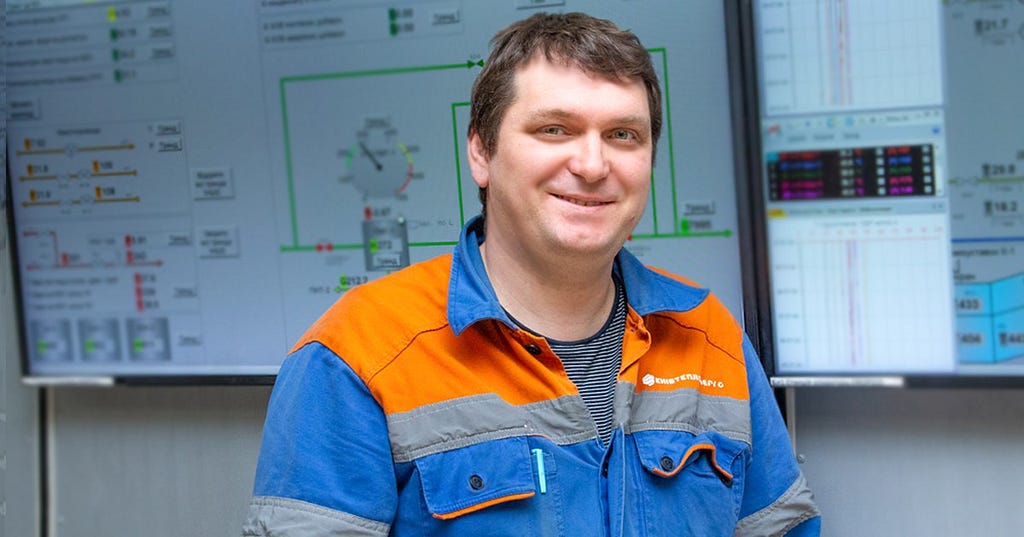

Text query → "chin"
[555,236,621,257]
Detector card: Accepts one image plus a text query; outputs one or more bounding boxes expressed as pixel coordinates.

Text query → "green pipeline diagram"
[275,48,735,265]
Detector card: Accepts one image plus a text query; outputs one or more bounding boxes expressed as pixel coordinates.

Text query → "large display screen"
[751,0,1024,383]
[5,1,750,381]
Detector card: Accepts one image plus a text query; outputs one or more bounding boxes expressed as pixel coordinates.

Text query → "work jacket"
[244,217,820,536]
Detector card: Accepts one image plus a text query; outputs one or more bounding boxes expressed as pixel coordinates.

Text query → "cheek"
[627,166,653,196]
[620,153,654,185]
[632,205,646,224]
[625,162,652,220]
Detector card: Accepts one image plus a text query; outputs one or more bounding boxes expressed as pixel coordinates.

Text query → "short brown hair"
[468,12,662,211]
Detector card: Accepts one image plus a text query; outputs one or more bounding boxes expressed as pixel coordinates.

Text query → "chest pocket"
[631,429,749,536]
[413,436,564,536]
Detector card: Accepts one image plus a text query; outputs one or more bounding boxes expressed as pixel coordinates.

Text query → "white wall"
[2,206,40,537]
[795,387,1024,536]
[46,386,267,537]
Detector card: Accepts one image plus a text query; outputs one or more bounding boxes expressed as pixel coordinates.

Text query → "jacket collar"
[447,216,709,336]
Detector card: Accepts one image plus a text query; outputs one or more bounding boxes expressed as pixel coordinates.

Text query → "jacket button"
[469,474,485,490]
[523,344,542,355]
[659,456,675,472]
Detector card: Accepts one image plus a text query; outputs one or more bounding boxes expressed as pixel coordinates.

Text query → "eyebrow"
[525,108,651,131]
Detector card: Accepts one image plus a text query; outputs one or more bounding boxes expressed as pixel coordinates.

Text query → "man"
[245,12,820,536]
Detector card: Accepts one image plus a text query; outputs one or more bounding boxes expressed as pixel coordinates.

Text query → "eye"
[540,125,566,135]
[610,129,638,141]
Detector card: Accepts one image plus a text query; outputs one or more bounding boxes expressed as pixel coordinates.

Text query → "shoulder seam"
[649,312,746,368]
[363,322,452,386]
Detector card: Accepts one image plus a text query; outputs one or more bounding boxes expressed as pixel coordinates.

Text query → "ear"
[467,130,490,189]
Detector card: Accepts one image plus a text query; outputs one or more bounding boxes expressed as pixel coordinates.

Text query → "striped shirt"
[509,276,626,446]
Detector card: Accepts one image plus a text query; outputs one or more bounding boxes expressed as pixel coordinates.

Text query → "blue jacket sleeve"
[735,336,821,536]
[245,342,397,535]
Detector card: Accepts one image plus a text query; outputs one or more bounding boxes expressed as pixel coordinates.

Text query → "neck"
[480,240,617,341]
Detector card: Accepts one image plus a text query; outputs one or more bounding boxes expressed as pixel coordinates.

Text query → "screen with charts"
[4,0,749,381]
[751,0,1024,382]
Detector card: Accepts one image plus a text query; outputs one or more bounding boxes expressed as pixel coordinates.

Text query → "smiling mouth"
[553,194,608,207]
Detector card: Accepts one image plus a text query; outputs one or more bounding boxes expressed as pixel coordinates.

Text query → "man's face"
[468,55,653,263]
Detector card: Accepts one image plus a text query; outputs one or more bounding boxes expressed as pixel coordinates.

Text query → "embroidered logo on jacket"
[642,372,726,389]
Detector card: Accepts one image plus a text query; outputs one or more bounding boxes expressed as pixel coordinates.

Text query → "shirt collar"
[447,215,709,336]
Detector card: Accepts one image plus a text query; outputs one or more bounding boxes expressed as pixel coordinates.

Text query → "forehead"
[507,55,650,119]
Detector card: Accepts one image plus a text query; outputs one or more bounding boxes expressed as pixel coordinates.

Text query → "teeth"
[557,194,603,207]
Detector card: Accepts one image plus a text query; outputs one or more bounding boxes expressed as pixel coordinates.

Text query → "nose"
[567,133,610,182]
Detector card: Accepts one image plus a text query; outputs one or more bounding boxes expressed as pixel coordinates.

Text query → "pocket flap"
[633,430,747,485]
[415,436,536,520]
